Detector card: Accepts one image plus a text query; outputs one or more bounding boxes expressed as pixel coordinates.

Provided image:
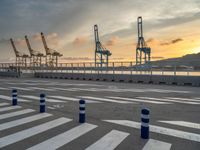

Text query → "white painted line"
[10,87,33,91]
[86,130,129,150]
[142,139,171,150]
[20,95,65,103]
[0,106,21,112]
[0,117,72,148]
[103,120,200,142]
[71,88,99,92]
[165,97,200,102]
[138,97,200,105]
[29,87,55,91]
[0,103,9,107]
[0,95,30,102]
[50,87,78,91]
[81,96,133,104]
[108,96,169,104]
[0,113,52,131]
[0,87,8,90]
[0,109,35,120]
[147,89,190,93]
[27,123,97,150]
[49,96,101,103]
[159,121,200,130]
[47,106,56,110]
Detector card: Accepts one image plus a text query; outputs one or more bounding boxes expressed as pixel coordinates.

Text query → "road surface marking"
[50,87,78,91]
[108,96,169,104]
[49,96,101,103]
[103,120,200,142]
[0,87,8,90]
[85,130,129,150]
[10,87,33,91]
[0,106,21,112]
[0,103,9,107]
[20,95,65,103]
[165,97,200,102]
[0,113,52,131]
[0,117,72,148]
[29,87,56,91]
[27,123,97,150]
[142,139,171,150]
[81,96,133,104]
[137,97,200,105]
[159,121,200,130]
[0,109,35,120]
[0,95,30,102]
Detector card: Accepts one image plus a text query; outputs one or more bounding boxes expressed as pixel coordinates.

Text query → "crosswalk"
[1,93,200,106]
[0,104,199,149]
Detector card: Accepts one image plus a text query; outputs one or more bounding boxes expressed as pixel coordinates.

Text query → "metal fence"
[0,61,200,76]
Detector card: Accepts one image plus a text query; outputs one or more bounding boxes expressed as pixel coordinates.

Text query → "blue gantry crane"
[136,17,151,66]
[94,25,112,67]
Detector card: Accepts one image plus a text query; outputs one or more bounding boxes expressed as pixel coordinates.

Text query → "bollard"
[40,94,46,113]
[12,89,17,106]
[79,99,85,123]
[141,108,150,139]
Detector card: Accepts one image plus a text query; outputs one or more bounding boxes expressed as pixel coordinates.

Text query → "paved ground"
[0,77,199,150]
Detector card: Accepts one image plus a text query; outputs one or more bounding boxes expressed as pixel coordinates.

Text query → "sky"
[0,0,200,63]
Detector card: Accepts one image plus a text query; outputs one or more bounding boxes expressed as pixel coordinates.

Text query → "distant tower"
[94,25,112,67]
[136,17,151,65]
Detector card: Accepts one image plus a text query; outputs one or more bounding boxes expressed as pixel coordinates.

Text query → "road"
[0,77,199,150]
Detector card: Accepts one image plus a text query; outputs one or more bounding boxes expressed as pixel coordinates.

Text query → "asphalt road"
[0,77,199,150]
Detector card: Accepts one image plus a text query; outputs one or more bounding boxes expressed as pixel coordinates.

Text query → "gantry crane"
[41,32,62,67]
[94,25,112,67]
[10,38,29,67]
[25,35,44,67]
[136,16,151,66]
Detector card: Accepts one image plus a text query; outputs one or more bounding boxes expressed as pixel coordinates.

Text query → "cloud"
[106,36,119,46]
[72,36,88,46]
[160,38,183,46]
[15,38,26,47]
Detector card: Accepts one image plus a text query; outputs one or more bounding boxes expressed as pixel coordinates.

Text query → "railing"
[0,61,200,76]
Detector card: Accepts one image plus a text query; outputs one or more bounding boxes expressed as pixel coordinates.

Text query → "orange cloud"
[106,36,119,46]
[15,38,26,47]
[160,38,183,46]
[72,36,88,46]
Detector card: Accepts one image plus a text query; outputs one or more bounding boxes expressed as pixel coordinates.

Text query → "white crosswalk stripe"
[0,95,31,102]
[0,87,8,90]
[10,87,33,91]
[0,103,9,107]
[50,87,78,91]
[29,87,56,91]
[103,120,200,142]
[49,96,101,103]
[0,117,72,148]
[20,95,66,103]
[0,113,52,131]
[108,96,169,104]
[0,106,21,112]
[85,130,129,150]
[80,96,133,104]
[159,121,200,130]
[165,97,200,102]
[137,97,200,105]
[0,109,35,120]
[27,123,97,150]
[142,139,172,150]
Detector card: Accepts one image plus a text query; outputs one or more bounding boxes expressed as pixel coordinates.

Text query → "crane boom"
[25,35,34,56]
[41,32,50,55]
[10,38,20,57]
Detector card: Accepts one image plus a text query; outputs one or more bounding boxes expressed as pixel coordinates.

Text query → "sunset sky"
[0,0,200,63]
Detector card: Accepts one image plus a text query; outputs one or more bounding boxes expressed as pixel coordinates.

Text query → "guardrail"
[0,61,200,76]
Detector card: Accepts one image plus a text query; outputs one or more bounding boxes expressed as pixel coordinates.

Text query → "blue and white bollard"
[40,94,46,113]
[12,89,17,106]
[79,99,85,123]
[141,108,150,139]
